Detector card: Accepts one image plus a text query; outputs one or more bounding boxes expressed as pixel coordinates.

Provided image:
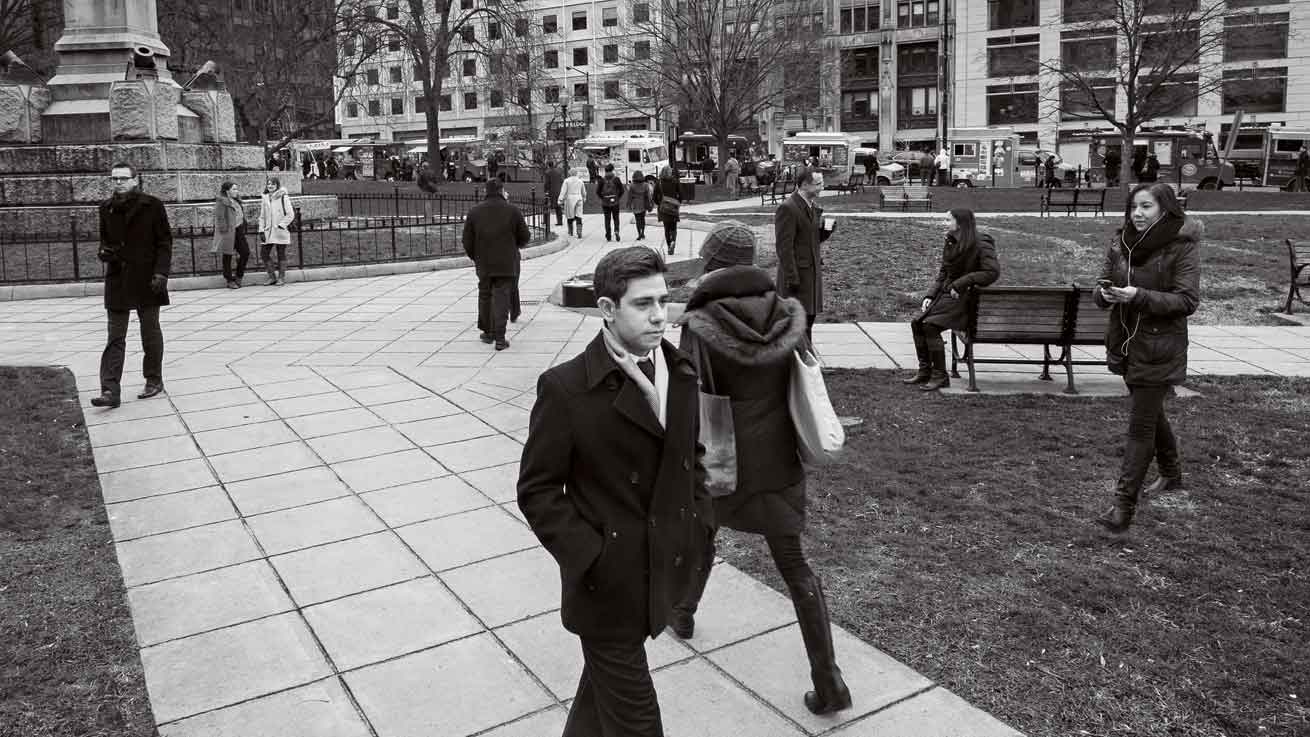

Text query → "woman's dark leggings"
[662,217,677,247]
[691,530,815,607]
[222,227,250,282]
[1120,385,1179,489]
[909,316,947,350]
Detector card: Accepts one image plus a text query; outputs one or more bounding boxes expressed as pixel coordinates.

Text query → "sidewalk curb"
[0,233,570,302]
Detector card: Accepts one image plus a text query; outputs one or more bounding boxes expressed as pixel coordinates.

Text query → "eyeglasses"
[110,176,135,181]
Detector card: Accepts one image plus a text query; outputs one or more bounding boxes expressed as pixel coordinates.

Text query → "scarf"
[1119,215,1184,266]
[601,326,662,428]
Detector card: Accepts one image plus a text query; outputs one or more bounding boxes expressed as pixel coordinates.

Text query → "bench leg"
[1062,350,1078,395]
[1039,345,1054,381]
[950,332,961,378]
[966,345,980,393]
[1287,281,1299,314]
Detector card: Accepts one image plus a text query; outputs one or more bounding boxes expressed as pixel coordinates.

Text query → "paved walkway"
[0,204,1305,737]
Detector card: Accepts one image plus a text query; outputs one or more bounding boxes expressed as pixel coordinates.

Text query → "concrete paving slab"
[224,466,352,516]
[209,440,323,483]
[368,395,464,423]
[326,368,406,390]
[426,434,523,473]
[680,564,798,653]
[180,402,281,432]
[398,505,538,572]
[395,412,498,447]
[92,434,201,473]
[346,381,432,405]
[440,547,560,628]
[473,403,533,433]
[163,373,247,397]
[252,376,341,401]
[270,531,426,607]
[99,458,218,504]
[303,577,482,671]
[107,486,236,541]
[305,425,416,463]
[115,519,262,588]
[826,686,1022,737]
[282,406,386,439]
[332,448,450,492]
[267,391,361,418]
[459,462,520,504]
[343,633,553,737]
[127,560,293,647]
[87,414,189,447]
[193,420,299,456]
[246,496,386,556]
[359,475,488,527]
[158,677,371,737]
[140,612,333,724]
[475,708,569,737]
[653,658,807,737]
[171,387,261,413]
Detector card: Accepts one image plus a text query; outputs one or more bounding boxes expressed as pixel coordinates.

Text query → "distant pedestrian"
[1143,153,1160,182]
[463,179,530,351]
[1104,149,1121,187]
[325,157,339,179]
[587,156,599,183]
[653,165,682,255]
[544,159,565,226]
[417,162,439,193]
[935,148,951,187]
[257,177,294,286]
[597,164,626,242]
[211,181,250,289]
[864,152,879,184]
[1131,149,1147,182]
[901,208,999,392]
[741,157,758,191]
[624,171,654,241]
[486,155,500,182]
[919,149,935,186]
[90,162,171,409]
[559,167,587,237]
[724,153,741,197]
[1044,153,1057,188]
[1093,183,1200,533]
[774,169,833,344]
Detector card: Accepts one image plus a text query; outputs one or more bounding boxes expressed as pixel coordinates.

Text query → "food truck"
[570,131,670,183]
[1225,127,1310,187]
[779,131,863,186]
[1063,128,1235,189]
[408,136,540,182]
[946,128,1021,188]
[851,148,907,186]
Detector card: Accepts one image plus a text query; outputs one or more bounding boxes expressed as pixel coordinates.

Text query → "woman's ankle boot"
[919,348,950,391]
[1095,477,1139,533]
[790,575,852,715]
[903,335,931,384]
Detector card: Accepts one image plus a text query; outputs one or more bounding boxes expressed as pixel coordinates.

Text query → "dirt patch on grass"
[0,367,154,736]
[716,371,1310,737]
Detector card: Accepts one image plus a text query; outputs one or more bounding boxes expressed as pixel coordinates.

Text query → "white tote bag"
[788,345,845,465]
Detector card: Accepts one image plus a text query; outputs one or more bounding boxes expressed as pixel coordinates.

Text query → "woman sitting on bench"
[903,208,1001,391]
[1093,182,1200,533]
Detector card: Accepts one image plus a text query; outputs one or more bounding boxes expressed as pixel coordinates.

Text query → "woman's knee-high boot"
[790,574,852,715]
[903,323,932,384]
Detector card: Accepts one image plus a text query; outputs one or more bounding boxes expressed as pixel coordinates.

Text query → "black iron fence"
[0,188,552,285]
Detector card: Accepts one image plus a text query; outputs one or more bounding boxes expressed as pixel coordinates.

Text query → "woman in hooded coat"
[1093,182,1200,533]
[257,176,295,286]
[557,167,587,237]
[672,221,852,716]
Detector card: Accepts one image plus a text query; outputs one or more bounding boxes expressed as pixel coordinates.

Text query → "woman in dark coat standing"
[652,165,682,255]
[1094,182,1200,533]
[902,208,1000,391]
[673,221,852,716]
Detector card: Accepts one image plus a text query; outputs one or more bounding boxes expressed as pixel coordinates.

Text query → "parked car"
[882,150,930,179]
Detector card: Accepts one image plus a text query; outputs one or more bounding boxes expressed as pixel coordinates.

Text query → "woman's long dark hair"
[947,207,977,255]
[1122,182,1185,232]
[219,181,235,197]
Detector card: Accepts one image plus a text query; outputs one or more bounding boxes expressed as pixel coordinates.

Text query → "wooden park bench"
[949,285,1111,394]
[1040,187,1107,217]
[830,173,866,195]
[1285,239,1310,313]
[761,177,795,206]
[878,184,932,211]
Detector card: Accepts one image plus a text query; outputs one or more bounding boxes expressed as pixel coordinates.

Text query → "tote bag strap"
[688,330,717,394]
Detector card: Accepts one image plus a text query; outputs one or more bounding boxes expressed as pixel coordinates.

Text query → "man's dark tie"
[637,358,655,384]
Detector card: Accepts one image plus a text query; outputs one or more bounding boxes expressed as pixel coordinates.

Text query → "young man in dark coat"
[518,246,714,737]
[544,159,565,226]
[90,162,173,409]
[462,179,530,350]
[774,169,834,344]
[596,163,627,242]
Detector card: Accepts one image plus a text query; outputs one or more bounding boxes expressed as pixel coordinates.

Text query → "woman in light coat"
[558,167,587,237]
[211,181,250,288]
[257,177,295,286]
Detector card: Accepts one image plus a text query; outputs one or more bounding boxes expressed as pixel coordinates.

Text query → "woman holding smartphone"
[902,208,1000,391]
[1094,183,1200,532]
[257,177,294,286]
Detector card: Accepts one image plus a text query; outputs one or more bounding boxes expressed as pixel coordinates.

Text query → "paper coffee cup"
[824,217,835,230]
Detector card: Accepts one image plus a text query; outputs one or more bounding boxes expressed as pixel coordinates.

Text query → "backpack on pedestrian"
[599,176,623,208]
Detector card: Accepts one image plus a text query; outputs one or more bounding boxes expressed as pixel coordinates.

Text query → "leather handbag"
[689,332,737,496]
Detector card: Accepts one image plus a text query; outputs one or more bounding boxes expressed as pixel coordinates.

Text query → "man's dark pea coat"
[518,333,715,641]
[98,192,173,311]
[774,191,831,317]
[462,195,531,278]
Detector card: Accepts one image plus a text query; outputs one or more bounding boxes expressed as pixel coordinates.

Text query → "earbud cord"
[1118,218,1160,357]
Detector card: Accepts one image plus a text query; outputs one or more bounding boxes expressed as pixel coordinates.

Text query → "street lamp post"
[567,65,590,130]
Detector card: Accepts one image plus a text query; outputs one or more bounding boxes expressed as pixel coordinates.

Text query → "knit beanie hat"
[700,220,756,271]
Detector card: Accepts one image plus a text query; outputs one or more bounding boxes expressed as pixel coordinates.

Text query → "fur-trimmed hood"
[1116,216,1201,266]
[679,266,808,367]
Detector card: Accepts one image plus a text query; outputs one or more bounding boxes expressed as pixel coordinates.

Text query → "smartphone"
[1096,279,1114,289]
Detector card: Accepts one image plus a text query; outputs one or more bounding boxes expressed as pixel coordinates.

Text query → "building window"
[1225,13,1289,62]
[543,14,557,33]
[573,47,588,66]
[574,83,588,101]
[517,87,531,106]
[1062,0,1111,23]
[603,6,618,26]
[344,37,356,56]
[416,96,428,113]
[898,86,937,117]
[839,0,880,33]
[986,82,1038,124]
[364,35,378,55]
[1060,78,1115,120]
[1061,30,1115,70]
[347,102,359,117]
[387,37,401,52]
[1144,73,1198,116]
[366,68,379,85]
[604,80,621,99]
[440,94,452,111]
[987,34,1040,77]
[988,0,1037,30]
[841,90,878,127]
[842,47,879,79]
[545,50,559,68]
[460,0,473,8]
[1227,0,1287,6]
[390,98,404,115]
[464,92,478,110]
[516,18,529,37]
[603,44,618,63]
[1223,67,1286,114]
[634,2,650,22]
[413,64,423,82]
[636,85,652,98]
[368,99,381,116]
[488,22,500,40]
[1142,22,1199,68]
[460,26,474,43]
[545,85,560,103]
[897,43,937,76]
[635,41,651,60]
[1142,0,1198,14]
[896,0,939,27]
[386,4,399,19]
[490,90,503,108]
[389,66,403,83]
[515,53,529,71]
[572,10,588,30]
[463,58,476,76]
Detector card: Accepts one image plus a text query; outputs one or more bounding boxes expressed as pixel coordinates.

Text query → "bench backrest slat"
[1069,289,1111,343]
[1289,239,1310,266]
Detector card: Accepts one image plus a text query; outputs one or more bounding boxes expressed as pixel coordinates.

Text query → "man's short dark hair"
[604,163,614,173]
[110,161,136,178]
[593,246,667,303]
[484,178,504,198]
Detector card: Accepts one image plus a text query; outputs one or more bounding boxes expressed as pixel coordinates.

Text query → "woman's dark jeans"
[662,217,677,247]
[1120,384,1179,490]
[686,529,815,615]
[222,225,250,282]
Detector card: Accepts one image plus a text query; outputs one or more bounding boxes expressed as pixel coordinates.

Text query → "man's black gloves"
[151,274,168,294]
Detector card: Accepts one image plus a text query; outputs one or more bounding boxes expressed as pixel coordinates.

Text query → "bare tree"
[0,0,61,77]
[617,0,824,171]
[479,14,555,164]
[1040,0,1287,163]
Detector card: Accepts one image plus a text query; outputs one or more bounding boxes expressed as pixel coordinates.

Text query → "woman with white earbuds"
[1094,182,1200,533]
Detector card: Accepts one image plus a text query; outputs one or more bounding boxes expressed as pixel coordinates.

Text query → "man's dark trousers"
[477,275,513,339]
[100,306,163,398]
[602,207,621,239]
[562,637,663,736]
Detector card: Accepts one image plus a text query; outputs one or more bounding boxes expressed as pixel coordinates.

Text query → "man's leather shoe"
[137,383,165,400]
[495,339,510,351]
[479,332,494,344]
[90,392,120,408]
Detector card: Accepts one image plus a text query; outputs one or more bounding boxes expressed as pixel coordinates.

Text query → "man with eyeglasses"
[90,162,172,409]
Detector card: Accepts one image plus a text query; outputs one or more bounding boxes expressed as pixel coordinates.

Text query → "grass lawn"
[716,371,1310,737]
[0,367,154,736]
[686,214,1298,325]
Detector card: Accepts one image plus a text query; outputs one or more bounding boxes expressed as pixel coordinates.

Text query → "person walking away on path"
[1131,148,1147,182]
[518,246,714,737]
[1104,149,1121,188]
[741,157,758,192]
[211,181,250,289]
[653,165,682,256]
[417,162,439,193]
[597,164,626,242]
[902,208,1000,391]
[774,169,834,344]
[559,167,588,237]
[587,155,599,183]
[624,171,655,241]
[919,148,935,186]
[545,159,565,226]
[935,147,951,187]
[464,179,530,351]
[671,221,853,715]
[90,162,172,409]
[1093,183,1199,533]
[1143,153,1160,183]
[1287,146,1310,192]
[865,151,879,185]
[257,177,294,286]
[724,153,741,197]
[1044,153,1057,188]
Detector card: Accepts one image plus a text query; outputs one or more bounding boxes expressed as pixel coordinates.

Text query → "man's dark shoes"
[495,339,510,351]
[479,332,494,344]
[137,383,165,400]
[670,609,695,639]
[902,368,932,385]
[1095,504,1134,533]
[90,392,120,408]
[1142,475,1183,496]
